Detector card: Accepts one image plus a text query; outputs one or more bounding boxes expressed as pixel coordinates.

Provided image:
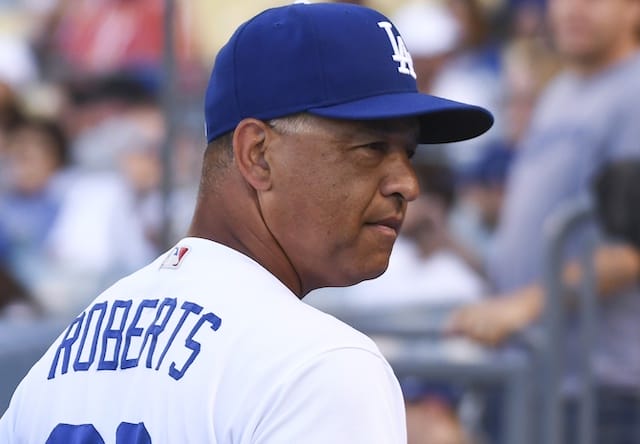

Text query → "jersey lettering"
[98,300,132,371]
[155,301,202,370]
[121,299,159,369]
[48,313,85,379]
[377,21,417,79]
[74,302,108,371]
[140,297,177,369]
[47,298,222,381]
[46,422,151,443]
[169,311,222,380]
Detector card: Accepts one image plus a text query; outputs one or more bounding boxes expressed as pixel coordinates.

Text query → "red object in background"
[54,0,188,74]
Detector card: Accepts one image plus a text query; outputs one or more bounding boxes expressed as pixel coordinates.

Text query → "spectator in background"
[63,70,197,250]
[113,97,197,251]
[449,22,557,269]
[0,3,203,319]
[59,71,160,169]
[428,0,505,168]
[0,117,70,311]
[37,70,199,314]
[40,168,156,316]
[449,0,640,441]
[41,76,161,313]
[391,0,504,164]
[391,0,462,93]
[452,144,514,268]
[0,229,38,319]
[505,0,548,43]
[0,84,158,316]
[500,0,560,149]
[500,38,559,148]
[116,122,165,250]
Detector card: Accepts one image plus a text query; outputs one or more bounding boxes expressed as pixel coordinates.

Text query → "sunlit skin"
[189,116,420,298]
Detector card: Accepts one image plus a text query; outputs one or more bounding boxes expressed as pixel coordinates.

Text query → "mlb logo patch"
[160,246,190,269]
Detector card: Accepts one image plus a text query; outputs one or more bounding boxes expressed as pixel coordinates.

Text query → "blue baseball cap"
[204,2,493,144]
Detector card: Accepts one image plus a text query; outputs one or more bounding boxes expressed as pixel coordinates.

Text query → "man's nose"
[380,150,420,203]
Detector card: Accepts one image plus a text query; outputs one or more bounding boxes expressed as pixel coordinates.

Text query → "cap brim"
[308,92,494,144]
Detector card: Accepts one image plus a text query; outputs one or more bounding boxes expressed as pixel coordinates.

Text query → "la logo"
[378,21,417,79]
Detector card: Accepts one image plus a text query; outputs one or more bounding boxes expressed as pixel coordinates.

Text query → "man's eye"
[363,142,387,152]
[358,142,415,159]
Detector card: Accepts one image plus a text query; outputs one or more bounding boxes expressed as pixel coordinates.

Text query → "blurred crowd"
[0,0,211,317]
[0,0,558,318]
[1,0,640,442]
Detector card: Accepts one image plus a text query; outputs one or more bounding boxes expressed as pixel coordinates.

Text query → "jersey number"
[46,422,151,443]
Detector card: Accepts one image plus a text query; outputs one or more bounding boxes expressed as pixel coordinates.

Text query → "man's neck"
[188,178,304,298]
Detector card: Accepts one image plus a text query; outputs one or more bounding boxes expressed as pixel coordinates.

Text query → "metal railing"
[539,197,597,444]
[325,302,534,444]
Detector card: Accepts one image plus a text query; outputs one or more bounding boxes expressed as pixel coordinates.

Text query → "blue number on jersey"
[46,422,151,443]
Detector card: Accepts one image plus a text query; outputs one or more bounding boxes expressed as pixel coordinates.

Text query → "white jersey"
[0,238,406,443]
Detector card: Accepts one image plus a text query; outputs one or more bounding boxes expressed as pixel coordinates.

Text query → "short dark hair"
[203,113,316,172]
[205,131,234,164]
[197,131,235,195]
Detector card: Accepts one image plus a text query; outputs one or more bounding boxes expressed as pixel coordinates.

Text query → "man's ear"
[233,118,272,191]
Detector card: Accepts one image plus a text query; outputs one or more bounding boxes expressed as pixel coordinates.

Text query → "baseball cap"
[204,2,493,144]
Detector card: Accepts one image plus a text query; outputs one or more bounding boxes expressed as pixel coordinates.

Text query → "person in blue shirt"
[449,0,640,441]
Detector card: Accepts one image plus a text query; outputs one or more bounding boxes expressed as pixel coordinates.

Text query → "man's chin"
[344,259,391,287]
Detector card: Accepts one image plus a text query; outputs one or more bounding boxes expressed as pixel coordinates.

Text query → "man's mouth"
[367,216,403,236]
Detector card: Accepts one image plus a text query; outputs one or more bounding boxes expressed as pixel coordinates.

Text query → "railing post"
[540,197,596,444]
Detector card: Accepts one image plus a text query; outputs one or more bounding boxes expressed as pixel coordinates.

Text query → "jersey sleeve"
[251,347,407,444]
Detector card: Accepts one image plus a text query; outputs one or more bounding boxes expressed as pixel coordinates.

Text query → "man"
[449,0,640,441]
[0,3,492,443]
